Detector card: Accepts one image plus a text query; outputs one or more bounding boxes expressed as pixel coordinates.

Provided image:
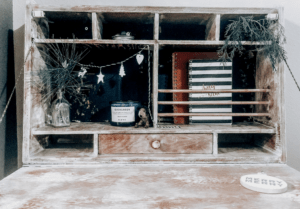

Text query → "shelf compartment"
[34,12,93,39]
[159,13,216,40]
[30,134,95,159]
[99,12,154,40]
[220,14,267,40]
[217,133,279,157]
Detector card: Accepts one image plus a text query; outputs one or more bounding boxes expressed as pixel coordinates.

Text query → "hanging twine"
[0,46,32,124]
[78,46,149,69]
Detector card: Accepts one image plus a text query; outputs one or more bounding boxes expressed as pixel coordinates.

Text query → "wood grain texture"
[278,7,286,163]
[32,5,278,14]
[92,12,102,39]
[99,134,212,154]
[1,164,299,208]
[32,122,276,135]
[29,146,280,164]
[23,3,33,164]
[205,15,218,40]
[34,39,155,44]
[255,51,278,126]
[153,43,159,128]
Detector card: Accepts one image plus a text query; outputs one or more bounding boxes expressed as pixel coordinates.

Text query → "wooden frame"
[23,4,285,165]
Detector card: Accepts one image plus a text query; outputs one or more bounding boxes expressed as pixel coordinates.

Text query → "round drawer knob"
[152,140,160,149]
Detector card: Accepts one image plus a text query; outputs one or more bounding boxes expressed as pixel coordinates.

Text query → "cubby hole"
[35,12,92,39]
[159,14,215,40]
[220,14,267,40]
[100,13,154,40]
[218,133,277,157]
[30,134,94,158]
[158,46,258,125]
[36,43,153,123]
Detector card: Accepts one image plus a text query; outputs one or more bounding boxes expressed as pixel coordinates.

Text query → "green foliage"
[33,42,89,104]
[217,16,287,71]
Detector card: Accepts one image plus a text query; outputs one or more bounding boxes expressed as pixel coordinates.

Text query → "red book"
[172,52,219,124]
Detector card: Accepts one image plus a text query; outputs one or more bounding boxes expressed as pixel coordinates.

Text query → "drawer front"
[99,134,212,154]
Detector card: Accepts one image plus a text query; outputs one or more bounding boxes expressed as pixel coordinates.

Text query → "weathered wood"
[158,101,270,105]
[3,165,300,208]
[92,12,102,39]
[213,132,218,155]
[153,43,159,128]
[158,40,267,45]
[32,122,276,135]
[158,89,271,93]
[31,18,49,39]
[205,15,220,41]
[23,3,33,164]
[28,144,280,164]
[24,4,285,165]
[278,7,286,163]
[255,52,278,127]
[99,134,212,154]
[34,39,155,44]
[154,13,159,40]
[32,5,278,14]
[93,133,98,157]
[158,113,270,117]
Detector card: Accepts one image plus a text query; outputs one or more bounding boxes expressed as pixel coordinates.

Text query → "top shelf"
[31,6,278,41]
[32,5,278,14]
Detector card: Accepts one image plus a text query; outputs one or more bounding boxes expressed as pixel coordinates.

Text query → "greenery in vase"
[33,42,89,104]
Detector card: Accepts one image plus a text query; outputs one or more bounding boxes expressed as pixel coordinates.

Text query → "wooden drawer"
[99,134,212,154]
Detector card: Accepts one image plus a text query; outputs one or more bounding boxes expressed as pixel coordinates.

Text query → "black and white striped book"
[189,60,232,124]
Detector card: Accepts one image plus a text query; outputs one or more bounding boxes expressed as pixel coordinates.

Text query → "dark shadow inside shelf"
[160,23,206,40]
[101,12,154,40]
[44,12,92,39]
[218,133,277,155]
[31,134,94,158]
[159,13,214,40]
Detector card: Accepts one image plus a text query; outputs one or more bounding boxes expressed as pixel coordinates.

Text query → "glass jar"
[51,89,70,127]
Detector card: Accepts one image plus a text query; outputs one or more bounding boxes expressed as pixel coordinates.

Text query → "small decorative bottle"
[51,89,70,127]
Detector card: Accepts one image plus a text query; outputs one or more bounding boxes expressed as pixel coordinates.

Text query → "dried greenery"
[217,16,287,71]
[33,42,89,104]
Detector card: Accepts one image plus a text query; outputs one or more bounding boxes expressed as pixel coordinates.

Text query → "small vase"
[50,89,70,127]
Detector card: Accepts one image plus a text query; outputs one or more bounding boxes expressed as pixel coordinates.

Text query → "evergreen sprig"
[33,42,89,104]
[217,16,286,71]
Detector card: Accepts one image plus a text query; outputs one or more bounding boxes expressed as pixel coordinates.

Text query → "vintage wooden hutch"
[23,4,285,165]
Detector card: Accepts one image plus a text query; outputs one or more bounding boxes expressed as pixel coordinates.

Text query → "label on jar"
[111,107,135,122]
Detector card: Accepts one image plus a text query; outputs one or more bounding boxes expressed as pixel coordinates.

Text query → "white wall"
[13,0,300,170]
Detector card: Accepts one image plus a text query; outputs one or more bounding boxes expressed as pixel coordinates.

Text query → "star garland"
[77,45,148,84]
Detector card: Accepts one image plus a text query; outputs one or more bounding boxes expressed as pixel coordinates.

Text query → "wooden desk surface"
[1,164,300,208]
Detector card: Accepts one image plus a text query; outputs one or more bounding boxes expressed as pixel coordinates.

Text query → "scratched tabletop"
[0,164,300,209]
